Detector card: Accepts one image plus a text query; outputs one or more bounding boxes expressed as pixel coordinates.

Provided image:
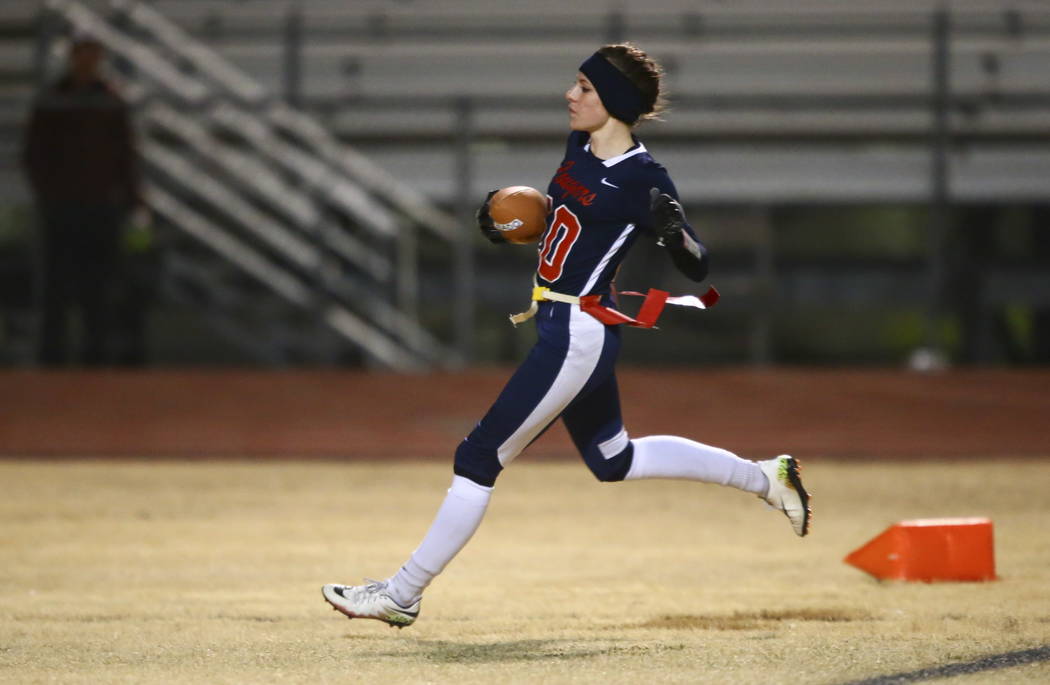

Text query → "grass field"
[2,459,1049,684]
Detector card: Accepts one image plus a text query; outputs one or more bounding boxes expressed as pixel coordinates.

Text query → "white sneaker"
[322,580,420,628]
[758,455,812,537]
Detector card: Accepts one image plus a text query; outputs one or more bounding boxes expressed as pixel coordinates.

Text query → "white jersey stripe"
[602,143,648,167]
[583,142,649,168]
[579,223,635,296]
[598,428,630,459]
[495,306,605,466]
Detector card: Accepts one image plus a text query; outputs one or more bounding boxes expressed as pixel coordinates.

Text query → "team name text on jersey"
[553,160,596,206]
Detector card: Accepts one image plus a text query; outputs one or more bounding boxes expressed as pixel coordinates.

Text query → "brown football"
[488,186,548,245]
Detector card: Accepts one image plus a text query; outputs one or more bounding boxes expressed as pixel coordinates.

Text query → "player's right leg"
[386,303,610,603]
[321,580,420,629]
[323,302,611,625]
[452,301,613,487]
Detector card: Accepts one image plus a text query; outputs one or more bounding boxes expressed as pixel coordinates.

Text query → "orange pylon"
[844,517,996,582]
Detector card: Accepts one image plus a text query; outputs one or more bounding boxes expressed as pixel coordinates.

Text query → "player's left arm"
[647,183,709,282]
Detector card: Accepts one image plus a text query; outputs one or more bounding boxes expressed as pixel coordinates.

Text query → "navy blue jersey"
[459,134,707,488]
[536,130,698,296]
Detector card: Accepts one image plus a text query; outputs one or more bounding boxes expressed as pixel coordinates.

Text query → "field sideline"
[3,369,1047,459]
[2,459,1049,684]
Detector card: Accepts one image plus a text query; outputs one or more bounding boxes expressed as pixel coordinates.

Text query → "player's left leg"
[560,371,634,482]
[563,374,811,536]
[629,437,811,535]
[625,435,767,493]
[561,371,763,491]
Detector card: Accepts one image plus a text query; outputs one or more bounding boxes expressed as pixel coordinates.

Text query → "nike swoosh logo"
[600,178,619,189]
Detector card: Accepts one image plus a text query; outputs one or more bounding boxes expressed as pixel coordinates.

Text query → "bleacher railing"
[42,0,467,369]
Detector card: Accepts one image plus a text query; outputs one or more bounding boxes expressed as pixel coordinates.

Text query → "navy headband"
[579,52,647,125]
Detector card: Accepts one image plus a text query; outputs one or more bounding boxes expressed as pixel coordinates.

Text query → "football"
[488,186,548,245]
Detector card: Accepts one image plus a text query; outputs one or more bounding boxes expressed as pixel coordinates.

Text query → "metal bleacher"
[145,0,1050,205]
[0,4,36,205]
[0,3,38,365]
[6,1,1049,366]
[131,0,1050,365]
[28,0,476,369]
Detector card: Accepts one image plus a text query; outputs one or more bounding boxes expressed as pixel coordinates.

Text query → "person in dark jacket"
[21,34,143,366]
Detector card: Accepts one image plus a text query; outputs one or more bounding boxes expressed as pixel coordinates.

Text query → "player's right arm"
[475,189,506,244]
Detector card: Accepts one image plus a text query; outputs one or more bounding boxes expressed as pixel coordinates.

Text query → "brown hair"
[597,43,667,124]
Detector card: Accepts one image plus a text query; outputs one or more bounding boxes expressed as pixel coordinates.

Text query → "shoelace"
[358,578,389,597]
[339,579,387,604]
[361,578,416,610]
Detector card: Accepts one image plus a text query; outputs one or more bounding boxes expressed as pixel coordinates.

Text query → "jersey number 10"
[538,205,581,282]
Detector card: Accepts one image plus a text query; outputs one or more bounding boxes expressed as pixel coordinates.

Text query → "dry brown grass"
[1,459,1049,684]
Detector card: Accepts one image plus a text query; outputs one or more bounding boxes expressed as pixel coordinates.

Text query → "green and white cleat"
[758,455,812,537]
[322,580,420,629]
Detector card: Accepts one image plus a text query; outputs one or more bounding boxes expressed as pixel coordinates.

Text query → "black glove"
[649,187,686,248]
[476,189,505,244]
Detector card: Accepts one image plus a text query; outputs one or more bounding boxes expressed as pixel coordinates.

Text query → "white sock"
[385,475,492,607]
[624,435,768,494]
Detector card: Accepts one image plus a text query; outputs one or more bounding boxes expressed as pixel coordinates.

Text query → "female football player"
[323,43,811,628]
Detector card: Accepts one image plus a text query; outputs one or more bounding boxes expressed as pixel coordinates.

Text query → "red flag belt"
[511,285,720,328]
